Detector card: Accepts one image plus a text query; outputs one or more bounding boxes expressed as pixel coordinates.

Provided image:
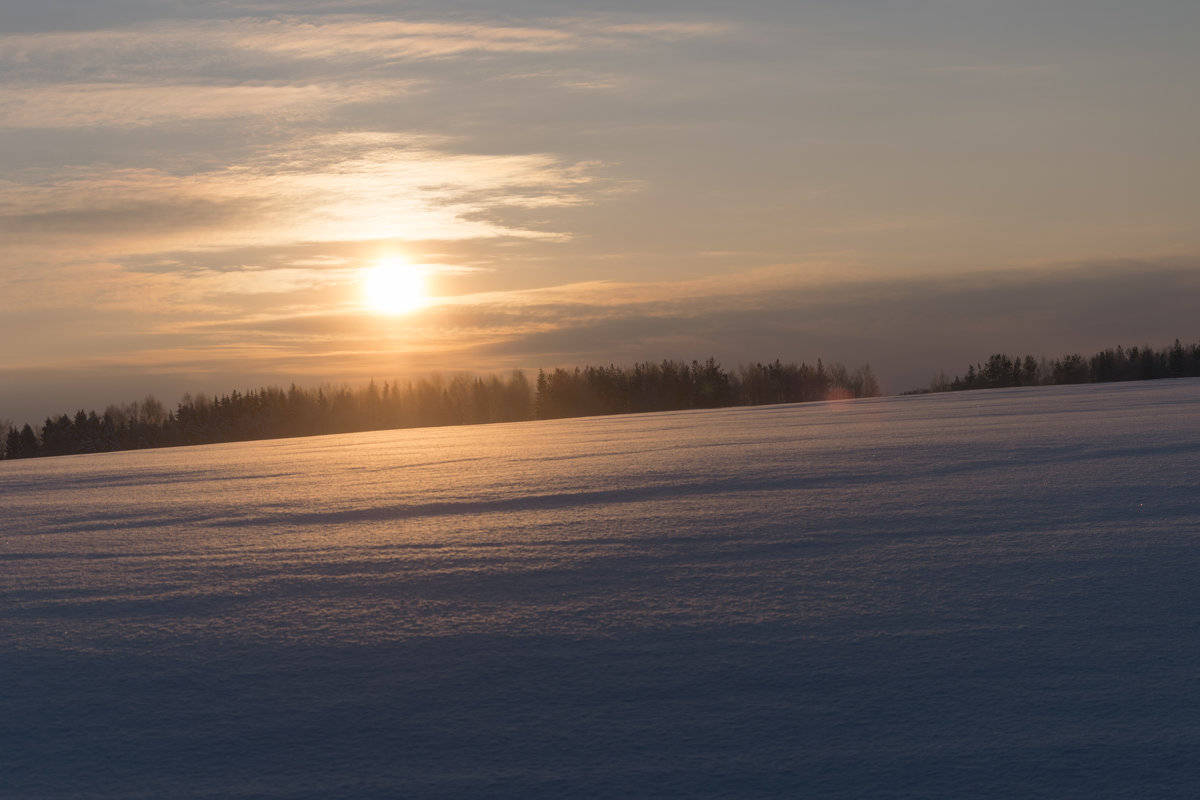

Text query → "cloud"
[0,81,402,128]
[0,193,264,238]
[145,15,719,68]
[0,131,616,308]
[0,18,575,71]
[401,258,1200,389]
[0,14,724,111]
[152,256,1200,380]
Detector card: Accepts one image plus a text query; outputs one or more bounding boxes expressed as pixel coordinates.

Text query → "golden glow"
[363,258,427,315]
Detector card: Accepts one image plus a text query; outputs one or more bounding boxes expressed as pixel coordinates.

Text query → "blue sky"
[1,1,1198,423]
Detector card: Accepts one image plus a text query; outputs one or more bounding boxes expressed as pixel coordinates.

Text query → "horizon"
[3,1,1199,426]
[3,334,1198,432]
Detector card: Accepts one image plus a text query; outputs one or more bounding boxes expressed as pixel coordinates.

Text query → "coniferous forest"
[924,338,1200,393]
[2,357,878,459]
[2,338,1197,460]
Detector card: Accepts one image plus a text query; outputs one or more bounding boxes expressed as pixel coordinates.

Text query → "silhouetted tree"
[5,424,40,459]
[940,338,1200,394]
[3,426,20,459]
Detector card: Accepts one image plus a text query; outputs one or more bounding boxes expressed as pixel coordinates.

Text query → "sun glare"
[363,258,427,315]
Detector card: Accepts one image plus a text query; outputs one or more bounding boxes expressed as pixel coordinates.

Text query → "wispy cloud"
[0,11,705,321]
[0,16,723,79]
[0,81,402,128]
[0,131,614,295]
[0,14,723,133]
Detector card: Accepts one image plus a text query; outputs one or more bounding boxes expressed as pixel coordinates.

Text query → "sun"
[363,258,427,315]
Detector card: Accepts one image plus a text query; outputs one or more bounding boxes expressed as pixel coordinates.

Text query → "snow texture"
[2,380,1199,799]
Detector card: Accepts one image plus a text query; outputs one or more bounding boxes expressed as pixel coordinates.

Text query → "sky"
[2,0,1198,424]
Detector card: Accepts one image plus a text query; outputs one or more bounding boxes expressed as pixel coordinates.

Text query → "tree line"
[7,337,1194,460]
[1,358,880,459]
[923,338,1200,393]
[535,358,879,418]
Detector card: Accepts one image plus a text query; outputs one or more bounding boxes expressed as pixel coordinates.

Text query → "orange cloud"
[0,132,614,294]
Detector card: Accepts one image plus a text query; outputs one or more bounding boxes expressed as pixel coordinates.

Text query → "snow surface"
[2,380,1199,799]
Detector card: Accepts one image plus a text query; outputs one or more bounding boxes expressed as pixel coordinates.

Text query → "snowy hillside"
[3,380,1198,799]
